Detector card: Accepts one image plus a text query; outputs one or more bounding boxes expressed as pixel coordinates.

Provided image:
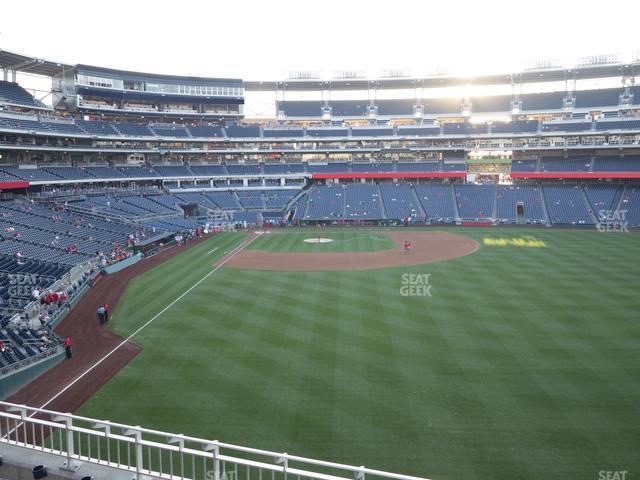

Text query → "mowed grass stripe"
[78,228,640,480]
[109,232,246,337]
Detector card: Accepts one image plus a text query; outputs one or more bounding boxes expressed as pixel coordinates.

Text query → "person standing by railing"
[64,337,72,359]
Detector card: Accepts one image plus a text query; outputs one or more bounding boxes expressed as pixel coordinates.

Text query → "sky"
[1,0,639,116]
[1,0,639,81]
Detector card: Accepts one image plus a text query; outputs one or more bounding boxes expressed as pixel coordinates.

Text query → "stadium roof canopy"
[0,48,71,77]
[246,62,639,91]
[76,64,243,85]
[1,46,638,88]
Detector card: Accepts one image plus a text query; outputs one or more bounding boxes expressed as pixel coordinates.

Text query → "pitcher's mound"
[224,231,479,271]
[303,237,334,244]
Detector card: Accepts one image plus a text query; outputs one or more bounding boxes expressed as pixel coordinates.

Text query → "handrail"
[0,400,430,480]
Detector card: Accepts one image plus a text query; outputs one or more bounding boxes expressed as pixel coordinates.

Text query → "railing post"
[205,441,221,480]
[92,421,111,465]
[213,441,222,480]
[4,405,27,444]
[64,417,74,469]
[169,435,186,478]
[18,407,27,445]
[54,414,79,473]
[276,453,288,480]
[125,427,143,478]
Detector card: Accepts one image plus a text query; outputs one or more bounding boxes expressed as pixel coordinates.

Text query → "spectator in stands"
[59,290,67,305]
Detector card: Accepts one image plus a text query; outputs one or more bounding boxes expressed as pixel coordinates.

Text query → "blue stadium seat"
[379,183,425,221]
[263,128,304,138]
[540,156,592,172]
[0,81,44,108]
[542,121,592,133]
[470,95,512,113]
[492,120,539,134]
[113,122,154,136]
[306,128,348,137]
[454,184,495,220]
[495,185,545,224]
[225,125,261,138]
[413,185,457,222]
[543,186,593,224]
[187,125,224,137]
[574,88,621,109]
[595,119,640,131]
[351,127,394,137]
[593,155,640,172]
[397,125,440,136]
[520,91,565,111]
[276,101,322,117]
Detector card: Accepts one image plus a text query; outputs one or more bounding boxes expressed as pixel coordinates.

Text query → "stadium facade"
[0,47,638,478]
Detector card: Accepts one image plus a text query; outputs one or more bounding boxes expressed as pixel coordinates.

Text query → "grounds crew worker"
[64,337,72,359]
[97,305,106,325]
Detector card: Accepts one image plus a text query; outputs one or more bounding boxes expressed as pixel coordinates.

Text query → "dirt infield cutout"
[224,231,479,271]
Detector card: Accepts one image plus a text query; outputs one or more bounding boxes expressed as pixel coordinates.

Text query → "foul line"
[3,233,258,435]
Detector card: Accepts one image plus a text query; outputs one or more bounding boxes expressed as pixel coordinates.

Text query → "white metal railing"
[0,401,430,480]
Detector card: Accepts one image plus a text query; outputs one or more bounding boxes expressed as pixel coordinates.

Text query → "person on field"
[103,303,110,322]
[97,305,106,325]
[64,337,72,359]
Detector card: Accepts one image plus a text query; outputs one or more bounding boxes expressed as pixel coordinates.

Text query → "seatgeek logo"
[596,209,629,232]
[5,273,55,297]
[400,273,432,297]
[206,471,237,480]
[598,471,628,480]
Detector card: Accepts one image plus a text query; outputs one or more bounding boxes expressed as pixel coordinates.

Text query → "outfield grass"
[77,228,640,480]
[248,230,395,252]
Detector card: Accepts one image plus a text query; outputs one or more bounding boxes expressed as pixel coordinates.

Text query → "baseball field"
[69,227,639,480]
